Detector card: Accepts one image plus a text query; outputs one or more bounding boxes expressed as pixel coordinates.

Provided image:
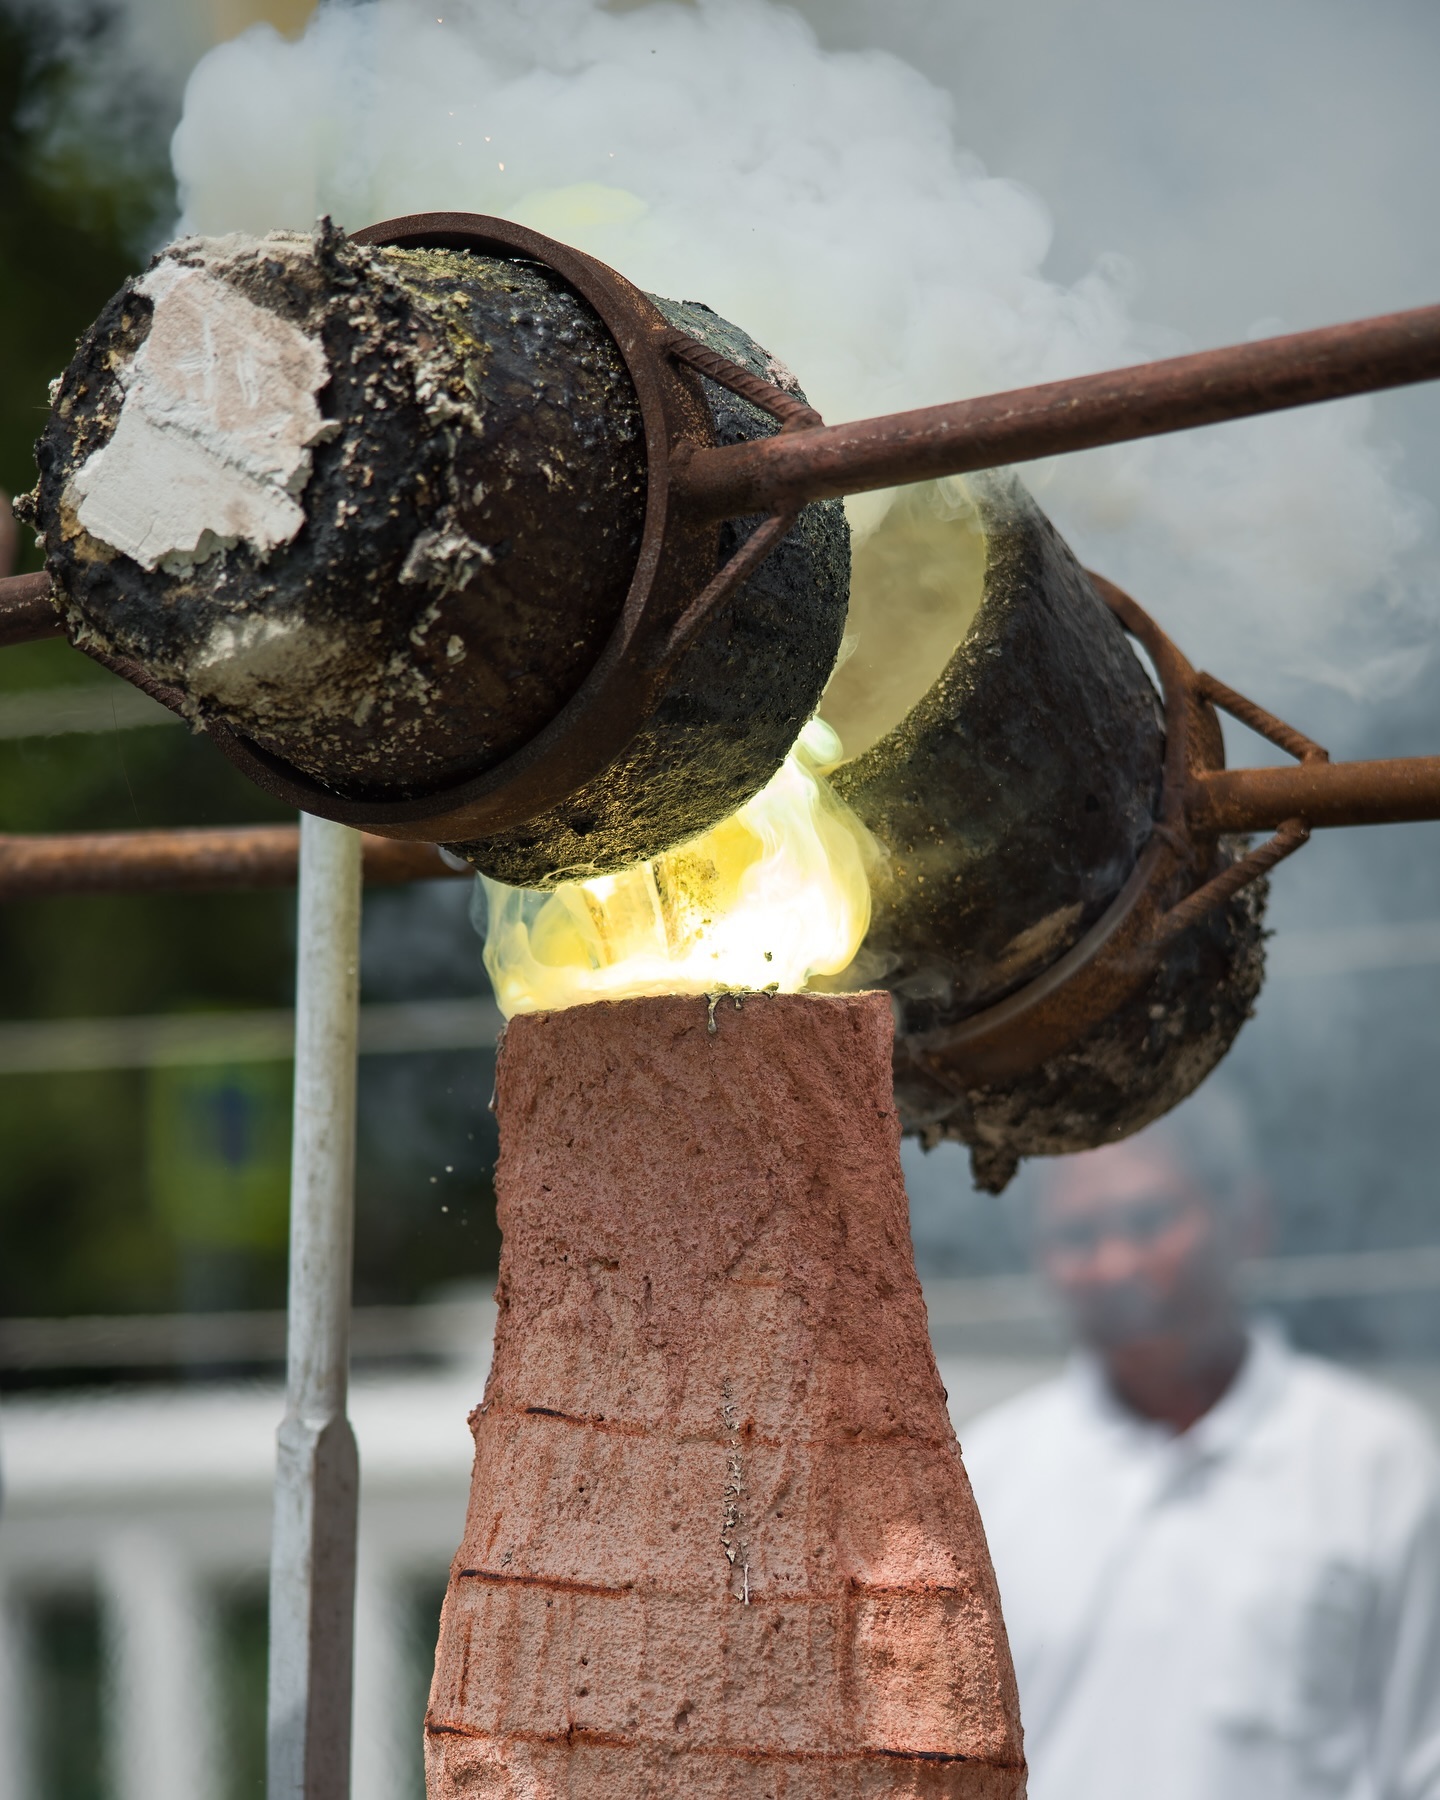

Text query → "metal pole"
[1188,757,1440,833]
[674,301,1440,520]
[267,815,363,1800]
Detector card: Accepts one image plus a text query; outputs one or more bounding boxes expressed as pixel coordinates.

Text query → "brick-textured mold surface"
[425,991,1025,1798]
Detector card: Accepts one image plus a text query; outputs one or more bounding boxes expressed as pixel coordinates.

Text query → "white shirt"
[961,1328,1440,1800]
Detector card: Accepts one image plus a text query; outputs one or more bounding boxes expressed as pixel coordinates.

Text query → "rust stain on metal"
[0,826,465,900]
[1189,757,1440,832]
[0,572,63,648]
[675,302,1440,520]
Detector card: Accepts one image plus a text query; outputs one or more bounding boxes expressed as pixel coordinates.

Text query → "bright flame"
[480,720,876,1017]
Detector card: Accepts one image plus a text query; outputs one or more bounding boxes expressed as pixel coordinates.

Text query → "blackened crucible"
[829,473,1267,1190]
[28,221,847,887]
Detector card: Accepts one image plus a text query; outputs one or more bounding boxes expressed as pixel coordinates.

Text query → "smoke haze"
[169,0,1433,701]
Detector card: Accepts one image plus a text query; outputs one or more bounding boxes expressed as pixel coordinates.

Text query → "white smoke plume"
[167,0,1432,703]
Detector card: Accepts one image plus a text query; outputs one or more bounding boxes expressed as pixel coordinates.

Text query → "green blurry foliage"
[0,4,167,559]
[28,1590,106,1800]
[0,5,500,1334]
[215,1582,270,1800]
[148,1061,293,1252]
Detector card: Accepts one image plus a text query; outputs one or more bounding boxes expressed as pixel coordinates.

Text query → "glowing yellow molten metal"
[482,720,875,1017]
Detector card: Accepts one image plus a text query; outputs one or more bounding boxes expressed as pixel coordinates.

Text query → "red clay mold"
[425,990,1025,1798]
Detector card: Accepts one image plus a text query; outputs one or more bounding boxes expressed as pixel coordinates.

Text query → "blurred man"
[962,1114,1440,1800]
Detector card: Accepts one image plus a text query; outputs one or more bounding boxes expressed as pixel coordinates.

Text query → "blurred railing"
[0,997,501,1075]
[9,1251,1440,1376]
[0,1293,494,1374]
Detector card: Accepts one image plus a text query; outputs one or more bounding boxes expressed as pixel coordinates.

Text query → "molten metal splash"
[480,720,876,1016]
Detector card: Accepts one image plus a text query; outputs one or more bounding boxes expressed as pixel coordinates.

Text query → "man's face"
[1035,1142,1237,1353]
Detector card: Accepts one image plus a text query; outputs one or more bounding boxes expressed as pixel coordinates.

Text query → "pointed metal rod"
[267,815,363,1800]
[674,301,1440,520]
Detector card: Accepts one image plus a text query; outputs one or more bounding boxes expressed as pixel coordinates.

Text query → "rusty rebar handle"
[658,328,821,431]
[1145,660,1440,938]
[0,572,62,648]
[1153,818,1311,946]
[1140,669,1325,940]
[0,827,467,900]
[1188,757,1440,833]
[659,507,799,664]
[1193,671,1328,766]
[674,302,1440,521]
[653,325,822,666]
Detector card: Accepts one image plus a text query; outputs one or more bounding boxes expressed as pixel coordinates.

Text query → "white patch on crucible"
[190,610,350,717]
[67,259,335,572]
